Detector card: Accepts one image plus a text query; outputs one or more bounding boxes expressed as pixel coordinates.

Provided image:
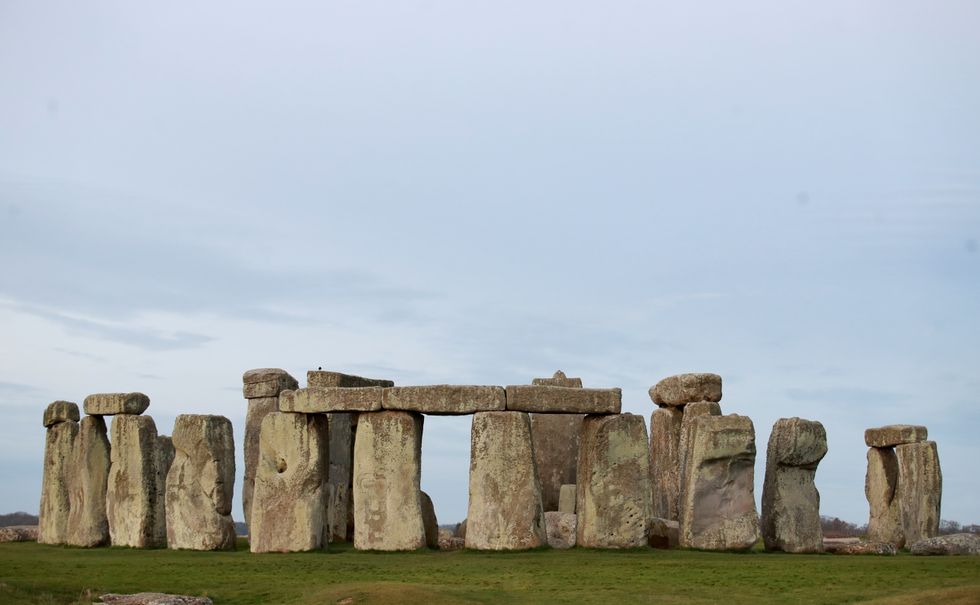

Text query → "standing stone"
[545,511,577,549]
[166,415,236,551]
[327,412,355,542]
[250,412,330,552]
[531,413,584,512]
[679,414,759,551]
[558,484,577,513]
[153,436,175,547]
[466,411,546,550]
[866,447,903,547]
[39,403,79,545]
[649,406,683,521]
[576,414,652,549]
[421,491,439,549]
[242,368,297,532]
[895,441,942,545]
[353,411,426,551]
[677,401,722,519]
[107,415,165,548]
[761,418,828,553]
[66,415,111,547]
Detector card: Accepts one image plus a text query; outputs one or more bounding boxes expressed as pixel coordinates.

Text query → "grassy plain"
[1,540,979,605]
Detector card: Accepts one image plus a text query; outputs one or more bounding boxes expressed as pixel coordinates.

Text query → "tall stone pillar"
[895,440,942,545]
[66,415,111,547]
[353,411,425,551]
[106,412,164,548]
[529,371,585,513]
[241,368,298,532]
[39,401,79,545]
[466,411,546,550]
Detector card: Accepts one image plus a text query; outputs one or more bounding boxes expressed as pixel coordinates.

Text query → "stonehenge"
[864,425,942,548]
[108,413,166,548]
[529,371,585,513]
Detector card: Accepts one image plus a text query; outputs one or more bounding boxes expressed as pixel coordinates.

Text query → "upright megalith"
[107,414,165,548]
[166,415,236,551]
[421,491,439,549]
[866,447,902,546]
[648,406,683,520]
[66,415,111,547]
[895,441,942,545]
[558,484,577,514]
[327,412,355,542]
[679,414,759,551]
[353,411,426,551]
[250,412,330,552]
[576,413,651,549]
[154,436,175,547]
[241,368,298,531]
[39,401,79,545]
[466,411,546,550]
[761,418,827,553]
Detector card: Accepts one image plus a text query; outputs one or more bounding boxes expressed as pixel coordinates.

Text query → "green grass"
[1,540,979,605]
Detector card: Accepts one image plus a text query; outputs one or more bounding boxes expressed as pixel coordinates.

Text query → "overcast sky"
[1,1,978,527]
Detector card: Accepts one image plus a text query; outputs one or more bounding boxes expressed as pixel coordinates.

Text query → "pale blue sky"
[1,1,978,526]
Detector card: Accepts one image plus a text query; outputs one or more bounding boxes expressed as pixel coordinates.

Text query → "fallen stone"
[250,412,330,553]
[353,411,426,551]
[327,413,355,542]
[506,386,622,414]
[649,406,684,521]
[439,535,465,550]
[558,484,576,514]
[166,415,236,551]
[466,411,546,550]
[38,418,78,545]
[421,491,439,549]
[84,393,150,416]
[531,413,584,511]
[242,368,298,399]
[532,370,583,388]
[107,415,165,548]
[679,414,759,551]
[761,417,827,553]
[910,533,980,556]
[824,541,898,555]
[576,413,651,549]
[307,370,394,388]
[649,517,680,549]
[383,385,505,415]
[98,594,212,605]
[43,400,79,428]
[545,511,576,549]
[649,373,722,407]
[67,415,111,547]
[865,425,928,448]
[242,396,278,531]
[280,387,383,413]
[895,441,942,545]
[0,525,38,542]
[677,401,722,519]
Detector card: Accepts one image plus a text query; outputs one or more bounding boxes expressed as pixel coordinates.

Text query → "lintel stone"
[308,370,394,388]
[43,401,80,428]
[280,387,383,413]
[383,385,505,415]
[84,393,150,416]
[506,385,621,414]
[865,425,928,448]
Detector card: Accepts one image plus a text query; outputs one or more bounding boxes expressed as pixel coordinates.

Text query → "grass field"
[1,540,979,605]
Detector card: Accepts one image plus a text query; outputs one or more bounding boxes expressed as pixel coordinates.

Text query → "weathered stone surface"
[107,415,164,548]
[865,425,928,448]
[281,387,383,413]
[506,386,622,414]
[531,413,584,511]
[421,491,439,549]
[576,413,651,549]
[98,594,213,605]
[39,418,78,545]
[649,373,722,407]
[353,411,426,551]
[895,441,942,545]
[466,411,546,550]
[439,534,465,550]
[0,525,38,542]
[327,412,355,542]
[866,447,903,547]
[761,418,827,553]
[679,414,759,551]
[84,393,150,416]
[559,484,577,513]
[242,368,298,399]
[307,370,394,388]
[66,415,111,547]
[43,400,79,428]
[532,370,583,388]
[250,412,329,553]
[242,396,278,531]
[456,519,467,539]
[677,401,722,519]
[166,415,236,551]
[154,436,175,547]
[824,540,898,555]
[649,407,684,521]
[545,511,576,549]
[910,533,980,556]
[383,385,506,415]
[649,517,680,549]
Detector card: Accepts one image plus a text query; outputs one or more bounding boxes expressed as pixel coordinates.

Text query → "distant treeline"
[819,515,979,538]
[0,512,39,527]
